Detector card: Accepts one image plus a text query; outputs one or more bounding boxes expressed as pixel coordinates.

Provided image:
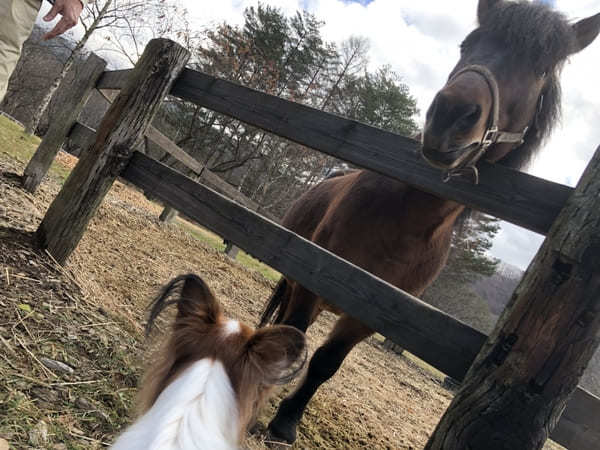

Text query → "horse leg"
[249,284,321,436]
[268,314,373,443]
[277,283,322,332]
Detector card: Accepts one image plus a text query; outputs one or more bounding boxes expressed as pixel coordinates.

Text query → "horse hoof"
[264,429,296,448]
[248,421,267,436]
[266,417,297,445]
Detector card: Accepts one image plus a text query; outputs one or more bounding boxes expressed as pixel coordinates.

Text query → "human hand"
[43,0,84,41]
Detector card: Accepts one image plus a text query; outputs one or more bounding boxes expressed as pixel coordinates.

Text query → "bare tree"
[24,0,176,135]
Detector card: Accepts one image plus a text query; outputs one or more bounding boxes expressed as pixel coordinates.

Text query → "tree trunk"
[25,0,114,135]
[426,145,600,450]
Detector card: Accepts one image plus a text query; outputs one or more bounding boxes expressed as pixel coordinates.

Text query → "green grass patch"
[0,115,71,182]
[237,251,280,282]
[177,220,226,251]
[176,219,280,282]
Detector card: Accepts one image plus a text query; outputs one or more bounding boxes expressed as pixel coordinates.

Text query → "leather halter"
[426,64,530,184]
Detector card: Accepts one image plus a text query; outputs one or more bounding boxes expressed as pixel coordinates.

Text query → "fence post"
[22,53,107,193]
[36,39,190,264]
[159,206,178,223]
[224,240,240,259]
[426,144,600,450]
[159,172,201,224]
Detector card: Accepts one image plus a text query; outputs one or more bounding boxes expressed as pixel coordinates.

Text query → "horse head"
[421,0,600,178]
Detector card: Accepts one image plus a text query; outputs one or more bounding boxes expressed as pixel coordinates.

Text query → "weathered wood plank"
[22,54,107,193]
[36,39,190,264]
[100,68,572,233]
[551,388,600,450]
[68,119,265,213]
[96,69,133,90]
[68,122,96,151]
[145,125,205,174]
[121,151,598,449]
[426,145,600,450]
[169,69,572,235]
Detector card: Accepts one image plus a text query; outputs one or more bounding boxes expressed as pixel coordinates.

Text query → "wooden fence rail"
[99,68,572,236]
[125,150,483,380]
[121,150,598,449]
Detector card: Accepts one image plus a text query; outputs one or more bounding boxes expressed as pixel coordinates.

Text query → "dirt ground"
[0,134,564,448]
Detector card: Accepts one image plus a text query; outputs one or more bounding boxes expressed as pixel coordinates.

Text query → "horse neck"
[111,359,240,450]
[404,187,466,237]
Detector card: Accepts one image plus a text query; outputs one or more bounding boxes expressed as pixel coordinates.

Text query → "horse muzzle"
[421,142,482,171]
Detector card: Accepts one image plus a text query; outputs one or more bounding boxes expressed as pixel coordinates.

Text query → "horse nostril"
[456,104,481,131]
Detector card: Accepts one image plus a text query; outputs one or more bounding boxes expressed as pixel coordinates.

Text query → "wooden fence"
[22,41,600,449]
[67,90,274,257]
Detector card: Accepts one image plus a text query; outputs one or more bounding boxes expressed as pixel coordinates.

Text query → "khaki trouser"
[0,0,43,102]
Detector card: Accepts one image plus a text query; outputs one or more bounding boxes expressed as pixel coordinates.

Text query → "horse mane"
[466,1,576,170]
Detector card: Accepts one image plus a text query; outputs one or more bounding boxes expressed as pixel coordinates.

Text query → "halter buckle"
[481,126,499,148]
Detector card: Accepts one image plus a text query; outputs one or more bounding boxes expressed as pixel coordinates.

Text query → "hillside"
[472,262,522,315]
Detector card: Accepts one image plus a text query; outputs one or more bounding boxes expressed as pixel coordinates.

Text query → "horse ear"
[477,0,502,24]
[246,325,306,385]
[571,13,600,54]
[177,274,221,325]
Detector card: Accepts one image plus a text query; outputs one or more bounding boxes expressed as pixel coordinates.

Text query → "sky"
[39,0,600,270]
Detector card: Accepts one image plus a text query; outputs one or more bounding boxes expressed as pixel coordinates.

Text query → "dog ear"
[176,274,221,325]
[570,13,600,55]
[246,325,307,385]
[146,274,221,335]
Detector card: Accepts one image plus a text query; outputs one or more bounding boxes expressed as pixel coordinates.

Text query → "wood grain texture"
[36,39,190,264]
[145,125,205,174]
[121,151,597,448]
[426,145,600,450]
[68,122,96,151]
[551,387,600,449]
[169,69,572,235]
[22,54,106,193]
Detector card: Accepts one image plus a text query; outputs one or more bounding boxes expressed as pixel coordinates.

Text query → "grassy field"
[0,116,70,183]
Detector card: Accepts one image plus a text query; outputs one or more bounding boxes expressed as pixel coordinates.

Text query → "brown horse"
[259,0,600,444]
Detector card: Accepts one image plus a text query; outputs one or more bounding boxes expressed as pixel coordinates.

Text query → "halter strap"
[440,64,529,184]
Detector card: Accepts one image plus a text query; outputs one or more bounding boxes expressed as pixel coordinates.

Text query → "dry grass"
[0,115,565,449]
